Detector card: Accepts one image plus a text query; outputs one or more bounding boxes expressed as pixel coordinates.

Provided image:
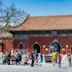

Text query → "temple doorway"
[50,40,61,53]
[33,44,40,53]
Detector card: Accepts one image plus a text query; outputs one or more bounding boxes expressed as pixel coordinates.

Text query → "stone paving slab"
[0,54,72,72]
[0,63,72,72]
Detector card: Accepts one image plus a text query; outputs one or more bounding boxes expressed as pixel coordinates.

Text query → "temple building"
[0,15,72,54]
[0,29,13,52]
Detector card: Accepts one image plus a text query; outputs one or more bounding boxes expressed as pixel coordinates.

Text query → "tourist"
[18,51,22,64]
[67,51,72,67]
[1,52,6,64]
[36,53,38,63]
[40,53,43,63]
[6,52,11,65]
[11,55,15,64]
[14,50,20,65]
[52,51,57,65]
[57,53,62,69]
[31,51,35,67]
[24,56,28,65]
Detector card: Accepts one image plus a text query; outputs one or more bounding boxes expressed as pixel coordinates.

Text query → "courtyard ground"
[0,53,72,72]
[0,63,72,72]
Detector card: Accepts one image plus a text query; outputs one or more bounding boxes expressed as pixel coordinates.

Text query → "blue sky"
[2,0,72,16]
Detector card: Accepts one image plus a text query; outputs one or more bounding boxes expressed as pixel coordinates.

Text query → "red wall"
[13,36,72,54]
[0,38,13,52]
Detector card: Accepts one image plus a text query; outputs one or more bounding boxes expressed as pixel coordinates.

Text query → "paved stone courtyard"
[0,63,72,72]
[0,53,72,72]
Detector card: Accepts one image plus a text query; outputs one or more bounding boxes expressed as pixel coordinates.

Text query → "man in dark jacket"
[6,52,11,65]
[31,51,35,67]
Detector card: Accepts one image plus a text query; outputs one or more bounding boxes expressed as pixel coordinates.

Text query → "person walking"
[24,56,28,65]
[14,50,20,65]
[31,51,35,67]
[40,53,43,63]
[36,53,38,63]
[1,52,6,64]
[18,51,22,64]
[6,52,11,65]
[67,51,72,67]
[52,51,57,65]
[57,53,62,69]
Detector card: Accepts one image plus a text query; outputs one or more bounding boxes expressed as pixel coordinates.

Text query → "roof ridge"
[30,14,72,18]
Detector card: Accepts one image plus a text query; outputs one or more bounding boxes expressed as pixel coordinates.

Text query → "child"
[24,56,28,65]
